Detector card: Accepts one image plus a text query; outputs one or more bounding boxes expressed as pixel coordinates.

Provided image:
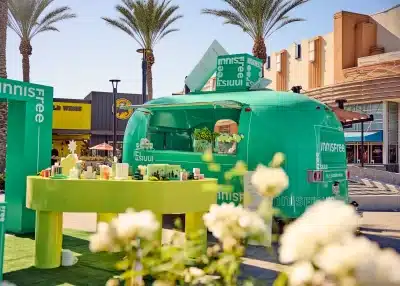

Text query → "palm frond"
[264,0,309,37]
[8,0,76,40]
[202,0,309,40]
[103,0,182,50]
[266,17,305,38]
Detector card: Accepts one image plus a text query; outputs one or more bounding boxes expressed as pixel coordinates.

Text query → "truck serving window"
[129,101,244,154]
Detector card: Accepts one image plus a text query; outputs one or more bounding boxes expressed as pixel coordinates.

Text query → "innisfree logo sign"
[216,54,263,92]
[0,80,46,123]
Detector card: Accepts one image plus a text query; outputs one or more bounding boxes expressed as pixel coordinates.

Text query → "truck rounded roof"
[146,90,325,109]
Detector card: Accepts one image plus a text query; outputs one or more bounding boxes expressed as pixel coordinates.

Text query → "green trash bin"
[0,202,6,281]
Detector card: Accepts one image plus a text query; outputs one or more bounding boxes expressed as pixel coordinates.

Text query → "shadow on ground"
[4,230,122,286]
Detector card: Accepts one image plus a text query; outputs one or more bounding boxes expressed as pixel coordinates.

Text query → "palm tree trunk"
[252,36,267,77]
[0,0,8,173]
[19,40,33,82]
[146,63,153,101]
[145,52,155,101]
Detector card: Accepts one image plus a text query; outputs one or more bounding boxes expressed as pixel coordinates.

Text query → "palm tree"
[8,0,76,82]
[202,0,309,65]
[0,0,7,173]
[103,0,183,101]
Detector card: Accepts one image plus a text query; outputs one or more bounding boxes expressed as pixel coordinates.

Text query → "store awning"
[331,107,374,126]
[89,143,118,151]
[344,131,383,142]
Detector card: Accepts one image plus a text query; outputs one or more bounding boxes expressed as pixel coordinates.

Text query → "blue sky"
[5,0,399,99]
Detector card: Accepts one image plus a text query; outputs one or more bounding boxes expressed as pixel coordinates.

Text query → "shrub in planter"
[215,133,244,154]
[193,127,213,152]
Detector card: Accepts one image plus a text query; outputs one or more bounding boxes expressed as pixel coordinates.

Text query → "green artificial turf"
[3,229,123,286]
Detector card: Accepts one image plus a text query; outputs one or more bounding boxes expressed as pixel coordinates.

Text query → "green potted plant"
[215,133,244,154]
[193,127,213,152]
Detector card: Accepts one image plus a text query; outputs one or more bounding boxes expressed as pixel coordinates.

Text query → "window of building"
[266,56,271,70]
[276,53,281,72]
[308,40,315,62]
[295,43,301,59]
[345,103,383,131]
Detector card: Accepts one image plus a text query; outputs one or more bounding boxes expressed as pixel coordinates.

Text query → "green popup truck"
[122,90,348,219]
[123,53,348,219]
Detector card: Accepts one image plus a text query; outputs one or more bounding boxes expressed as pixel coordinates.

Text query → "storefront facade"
[84,91,143,154]
[52,92,143,158]
[52,99,91,157]
[261,5,400,170]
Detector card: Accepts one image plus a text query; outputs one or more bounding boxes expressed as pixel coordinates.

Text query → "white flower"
[279,200,359,263]
[288,261,315,286]
[112,209,160,241]
[203,203,267,244]
[356,247,400,285]
[153,280,174,286]
[314,236,379,277]
[89,222,117,253]
[183,267,219,284]
[251,165,289,197]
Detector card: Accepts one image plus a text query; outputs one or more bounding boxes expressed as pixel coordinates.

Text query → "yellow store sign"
[53,101,91,130]
[116,98,133,120]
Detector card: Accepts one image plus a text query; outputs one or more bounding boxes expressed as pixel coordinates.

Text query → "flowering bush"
[278,199,400,286]
[216,133,244,144]
[89,151,400,286]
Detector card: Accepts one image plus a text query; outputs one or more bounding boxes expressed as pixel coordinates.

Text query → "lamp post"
[136,48,151,104]
[109,79,121,157]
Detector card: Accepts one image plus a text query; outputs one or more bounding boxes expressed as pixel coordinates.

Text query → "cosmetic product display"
[180,171,188,181]
[115,163,129,180]
[69,167,79,179]
[112,156,118,178]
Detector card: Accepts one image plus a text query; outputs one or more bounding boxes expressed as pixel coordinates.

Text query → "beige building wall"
[287,40,308,90]
[321,32,334,86]
[264,32,333,91]
[371,5,400,53]
[264,51,277,90]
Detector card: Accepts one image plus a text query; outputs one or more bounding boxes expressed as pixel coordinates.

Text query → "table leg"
[185,212,207,257]
[35,211,63,269]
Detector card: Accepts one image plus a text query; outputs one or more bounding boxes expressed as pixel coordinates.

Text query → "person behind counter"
[51,149,59,166]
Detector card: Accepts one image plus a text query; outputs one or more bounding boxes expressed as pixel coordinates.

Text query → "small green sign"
[216,54,263,92]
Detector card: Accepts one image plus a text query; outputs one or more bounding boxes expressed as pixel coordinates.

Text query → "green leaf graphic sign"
[0,78,53,233]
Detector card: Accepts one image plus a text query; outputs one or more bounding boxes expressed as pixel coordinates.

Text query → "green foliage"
[102,0,183,51]
[194,127,214,142]
[202,0,309,40]
[216,133,244,143]
[8,0,76,40]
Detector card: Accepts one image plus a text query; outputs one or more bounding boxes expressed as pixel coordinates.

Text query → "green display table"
[26,176,218,269]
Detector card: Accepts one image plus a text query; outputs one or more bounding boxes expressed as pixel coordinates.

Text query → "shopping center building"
[262,5,400,169]
[52,91,142,157]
